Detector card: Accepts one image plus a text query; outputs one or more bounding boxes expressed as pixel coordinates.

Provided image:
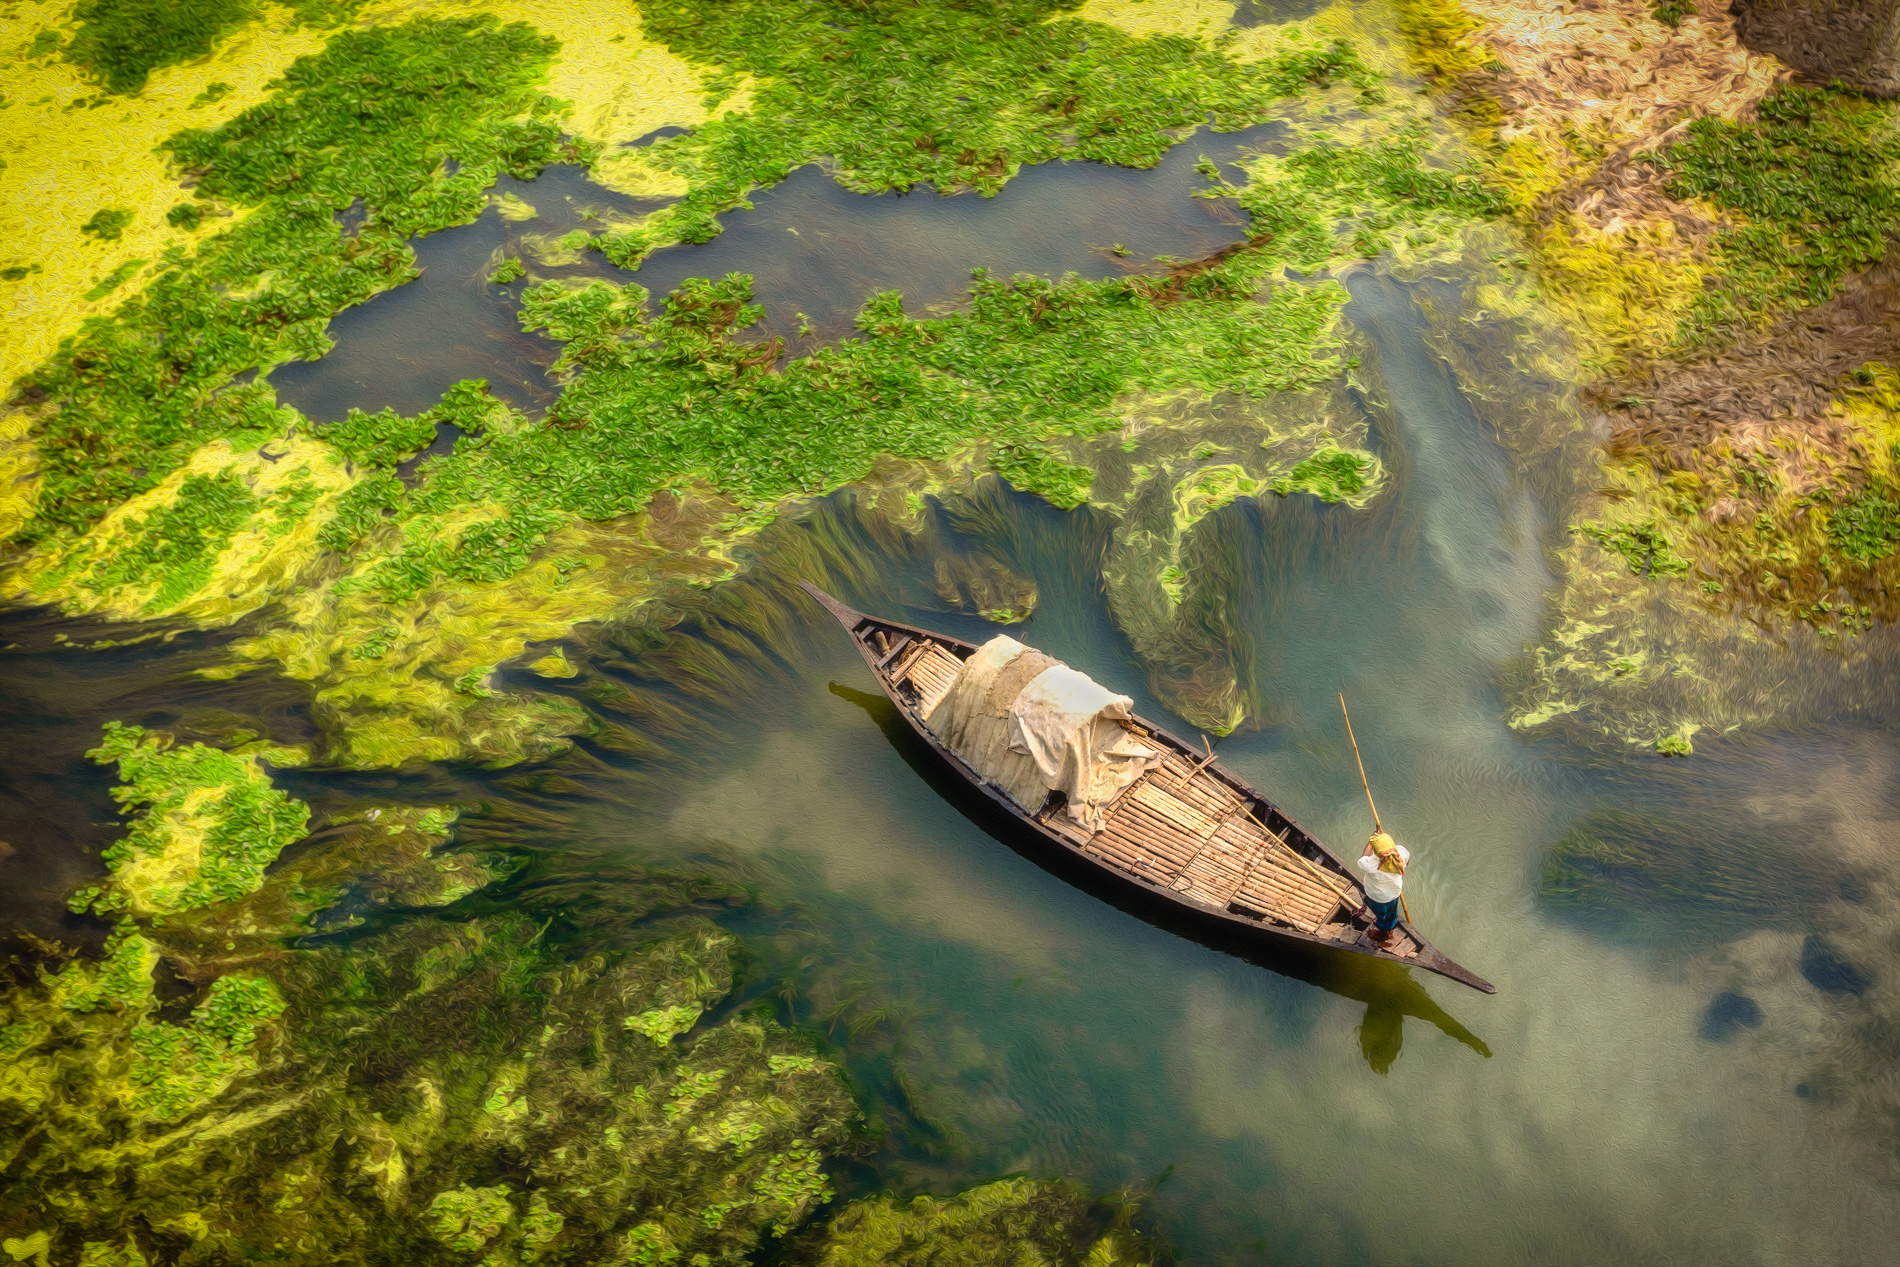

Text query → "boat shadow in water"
[829,683,1491,1074]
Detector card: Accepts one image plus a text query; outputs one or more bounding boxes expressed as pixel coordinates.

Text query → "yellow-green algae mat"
[0,0,1483,768]
[0,718,1156,1264]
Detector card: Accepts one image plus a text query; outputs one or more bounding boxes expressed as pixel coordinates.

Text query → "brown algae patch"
[1400,0,1786,371]
[1392,0,1900,751]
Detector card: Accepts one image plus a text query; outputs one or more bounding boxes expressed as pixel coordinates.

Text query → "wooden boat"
[802,583,1496,994]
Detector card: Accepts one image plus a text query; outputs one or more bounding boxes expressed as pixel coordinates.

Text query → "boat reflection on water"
[827,681,1492,1075]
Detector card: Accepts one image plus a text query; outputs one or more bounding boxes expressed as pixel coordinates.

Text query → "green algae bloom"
[78,207,132,240]
[66,0,258,95]
[14,16,575,542]
[1271,445,1374,502]
[0,719,1159,1263]
[4,0,1519,758]
[83,721,309,916]
[593,0,1379,265]
[1658,87,1900,344]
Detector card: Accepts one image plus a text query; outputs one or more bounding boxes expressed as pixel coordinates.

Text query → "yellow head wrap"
[1370,831,1405,875]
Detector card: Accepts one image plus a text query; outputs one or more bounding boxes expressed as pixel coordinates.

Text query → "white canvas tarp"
[921,635,1161,830]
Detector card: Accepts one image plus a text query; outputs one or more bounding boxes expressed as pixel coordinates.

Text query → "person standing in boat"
[1356,831,1409,945]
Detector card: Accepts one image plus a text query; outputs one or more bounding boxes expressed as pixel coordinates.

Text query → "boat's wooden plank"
[1109,798,1203,845]
[1177,834,1251,883]
[1108,793,1202,839]
[1240,810,1356,903]
[1172,852,1244,890]
[1097,833,1195,883]
[1251,851,1332,890]
[1156,756,1242,818]
[1086,836,1167,875]
[1101,811,1203,870]
[1256,866,1338,910]
[905,647,960,688]
[1179,762,1242,808]
[898,643,964,714]
[888,639,931,685]
[1037,810,1092,847]
[1234,868,1333,920]
[1235,866,1336,919]
[1171,832,1254,906]
[1083,834,1179,884]
[1126,780,1221,840]
[1212,818,1340,918]
[1212,816,1266,849]
[1229,853,1325,905]
[874,633,915,671]
[1219,805,1356,906]
[1098,820,1197,871]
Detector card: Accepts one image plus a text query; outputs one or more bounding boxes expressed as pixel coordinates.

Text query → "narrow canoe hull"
[802,582,1496,994]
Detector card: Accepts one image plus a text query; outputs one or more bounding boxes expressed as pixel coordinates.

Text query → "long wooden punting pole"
[1339,692,1415,929]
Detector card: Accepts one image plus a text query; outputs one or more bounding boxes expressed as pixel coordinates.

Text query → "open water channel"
[5,120,1900,1264]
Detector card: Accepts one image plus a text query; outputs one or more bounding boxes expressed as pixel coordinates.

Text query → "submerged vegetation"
[802,1179,1152,1266]
[0,721,1153,1263]
[1539,808,1860,942]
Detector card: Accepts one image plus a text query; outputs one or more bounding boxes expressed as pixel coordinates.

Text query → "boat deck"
[891,638,1418,959]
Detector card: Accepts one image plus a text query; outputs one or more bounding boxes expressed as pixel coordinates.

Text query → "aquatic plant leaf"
[1579,519,1694,579]
[1828,485,1900,563]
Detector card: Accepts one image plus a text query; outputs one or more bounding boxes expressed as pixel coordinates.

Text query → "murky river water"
[7,134,1900,1264]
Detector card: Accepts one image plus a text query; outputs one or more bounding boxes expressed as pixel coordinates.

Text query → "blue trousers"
[1367,896,1400,932]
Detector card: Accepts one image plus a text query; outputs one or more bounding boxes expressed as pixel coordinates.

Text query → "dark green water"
[7,144,1900,1264]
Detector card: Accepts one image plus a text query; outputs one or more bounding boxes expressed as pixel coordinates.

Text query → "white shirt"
[1356,845,1410,903]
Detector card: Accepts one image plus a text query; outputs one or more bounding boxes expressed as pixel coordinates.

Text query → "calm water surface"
[6,131,1900,1265]
[274,127,1275,421]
